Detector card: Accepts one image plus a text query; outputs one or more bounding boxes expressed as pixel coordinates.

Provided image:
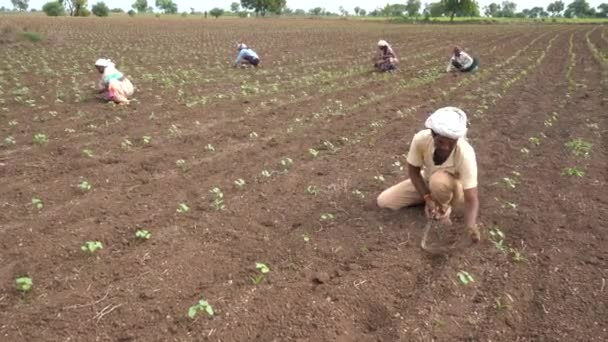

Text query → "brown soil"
[0,18,606,342]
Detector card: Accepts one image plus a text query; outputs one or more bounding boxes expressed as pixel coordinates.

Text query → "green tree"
[209,7,224,18]
[427,2,444,17]
[484,2,500,16]
[241,0,286,16]
[441,0,479,21]
[354,6,360,15]
[564,0,593,17]
[110,8,123,12]
[294,8,305,15]
[42,1,64,15]
[359,8,367,15]
[405,0,421,16]
[547,1,565,16]
[309,6,323,15]
[91,1,109,16]
[11,0,29,11]
[499,1,516,17]
[132,0,147,13]
[155,0,177,14]
[598,3,608,17]
[231,2,240,12]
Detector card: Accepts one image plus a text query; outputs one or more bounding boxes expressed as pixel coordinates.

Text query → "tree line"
[4,0,607,20]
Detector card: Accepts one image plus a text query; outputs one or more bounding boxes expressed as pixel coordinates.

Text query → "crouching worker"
[95,59,134,104]
[234,43,260,67]
[374,40,399,72]
[446,46,479,73]
[377,107,480,242]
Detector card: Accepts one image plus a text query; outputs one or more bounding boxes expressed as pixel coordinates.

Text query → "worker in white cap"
[234,43,260,67]
[94,58,134,104]
[377,107,480,242]
[374,40,399,72]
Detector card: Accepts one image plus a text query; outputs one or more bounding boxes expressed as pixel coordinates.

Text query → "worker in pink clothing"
[95,58,134,104]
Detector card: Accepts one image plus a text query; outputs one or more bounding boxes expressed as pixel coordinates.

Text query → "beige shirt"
[447,51,474,72]
[406,129,478,189]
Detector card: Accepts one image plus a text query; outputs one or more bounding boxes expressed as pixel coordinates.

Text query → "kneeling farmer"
[95,59,134,104]
[377,107,480,242]
[234,43,260,67]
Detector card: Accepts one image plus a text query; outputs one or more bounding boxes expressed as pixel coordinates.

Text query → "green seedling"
[121,139,133,150]
[261,170,272,178]
[489,227,508,254]
[565,139,592,157]
[502,177,518,189]
[188,298,214,319]
[210,187,225,211]
[81,241,103,253]
[306,185,319,195]
[323,141,339,153]
[374,175,385,183]
[561,167,585,177]
[177,203,190,214]
[248,132,258,139]
[302,233,310,243]
[142,136,152,144]
[392,160,404,171]
[82,149,93,158]
[280,158,293,170]
[8,120,18,126]
[4,136,16,145]
[308,148,320,158]
[15,276,33,293]
[520,147,529,155]
[31,197,43,210]
[168,124,181,137]
[502,201,517,210]
[359,244,369,254]
[494,296,512,311]
[234,178,246,189]
[320,213,335,221]
[78,180,92,192]
[176,159,187,171]
[251,262,270,285]
[204,144,215,152]
[509,248,528,263]
[65,128,76,134]
[33,133,48,145]
[135,230,151,240]
[457,271,474,285]
[352,189,365,199]
[528,137,541,146]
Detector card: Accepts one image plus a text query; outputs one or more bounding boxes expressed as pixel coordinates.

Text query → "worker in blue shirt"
[234,43,260,68]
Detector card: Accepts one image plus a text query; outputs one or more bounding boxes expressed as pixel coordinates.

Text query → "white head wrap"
[95,58,114,68]
[425,107,468,139]
[237,43,248,50]
[377,40,389,47]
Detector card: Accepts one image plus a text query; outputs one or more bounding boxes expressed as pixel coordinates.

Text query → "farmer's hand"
[466,224,481,243]
[424,195,438,219]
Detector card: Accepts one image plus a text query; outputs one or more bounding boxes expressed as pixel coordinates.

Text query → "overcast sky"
[1,0,605,14]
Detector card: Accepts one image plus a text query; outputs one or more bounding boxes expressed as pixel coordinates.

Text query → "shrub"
[128,9,135,16]
[92,2,110,17]
[19,31,44,42]
[42,1,65,16]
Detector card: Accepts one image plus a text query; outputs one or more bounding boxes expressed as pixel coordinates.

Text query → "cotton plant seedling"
[177,203,190,214]
[234,178,246,189]
[15,276,33,293]
[81,241,103,253]
[78,180,92,192]
[251,262,270,285]
[280,158,293,170]
[320,213,335,221]
[32,133,48,145]
[248,132,258,139]
[520,147,529,155]
[502,177,518,189]
[209,187,226,211]
[374,175,385,183]
[168,124,181,137]
[509,248,528,263]
[204,144,215,152]
[488,227,507,254]
[188,298,214,319]
[352,189,365,199]
[528,137,541,146]
[31,197,43,210]
[142,136,152,145]
[323,141,339,154]
[261,170,272,178]
[176,159,187,171]
[135,230,151,240]
[4,136,16,145]
[82,149,93,158]
[309,148,320,158]
[502,201,517,210]
[302,233,310,243]
[121,139,133,150]
[565,139,592,158]
[8,120,18,126]
[457,271,474,285]
[392,160,404,171]
[65,128,76,134]
[561,167,585,177]
[306,185,319,196]
[494,295,513,311]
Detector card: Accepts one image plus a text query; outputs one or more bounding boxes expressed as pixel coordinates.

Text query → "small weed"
[528,137,541,146]
[309,148,320,158]
[78,180,92,192]
[234,178,246,189]
[81,241,103,253]
[4,136,16,145]
[142,136,152,144]
[561,167,585,177]
[510,248,528,263]
[82,149,93,158]
[210,187,226,211]
[306,185,319,195]
[565,139,592,157]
